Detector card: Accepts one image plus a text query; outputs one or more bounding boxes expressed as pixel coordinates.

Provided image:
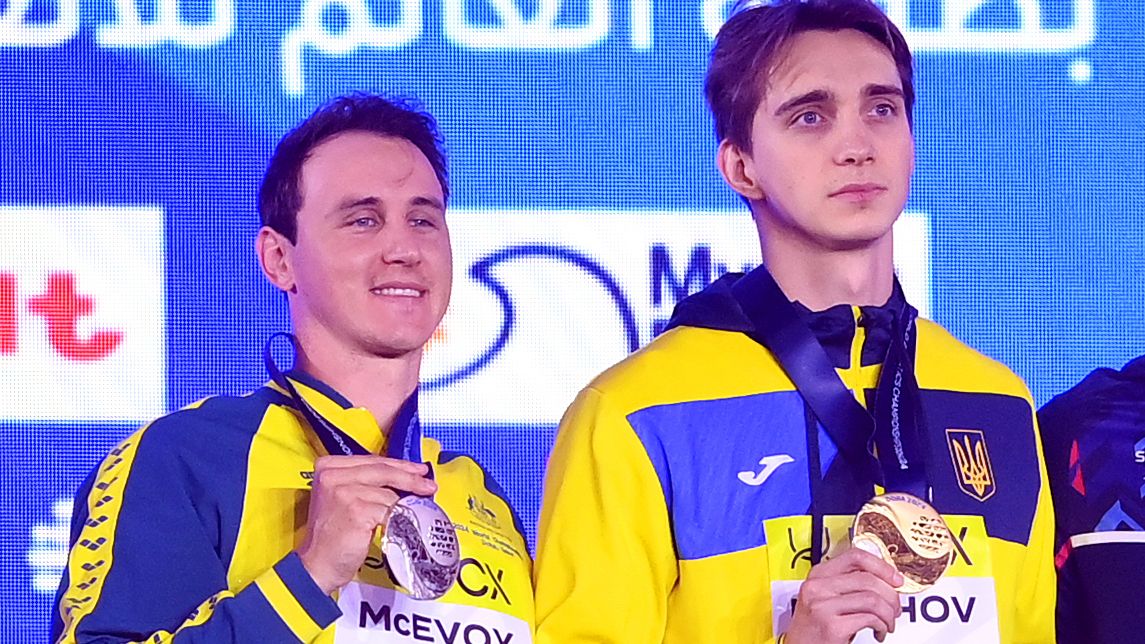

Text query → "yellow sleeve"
[533,386,678,643]
[997,404,1057,643]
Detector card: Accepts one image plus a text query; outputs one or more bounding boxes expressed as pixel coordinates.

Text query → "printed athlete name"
[900,595,976,624]
[789,594,977,625]
[359,602,515,644]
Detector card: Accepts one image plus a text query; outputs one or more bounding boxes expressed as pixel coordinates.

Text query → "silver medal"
[382,495,460,600]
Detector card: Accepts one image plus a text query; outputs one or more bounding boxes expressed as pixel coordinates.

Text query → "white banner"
[0,206,166,422]
[422,210,930,424]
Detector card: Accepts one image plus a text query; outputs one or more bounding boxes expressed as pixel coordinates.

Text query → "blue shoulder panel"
[68,388,278,639]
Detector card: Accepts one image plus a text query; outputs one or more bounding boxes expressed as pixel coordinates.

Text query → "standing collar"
[665,263,909,370]
[792,285,905,370]
[269,369,420,457]
[284,368,355,408]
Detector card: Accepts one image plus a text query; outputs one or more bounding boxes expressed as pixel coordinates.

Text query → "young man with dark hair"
[533,1,1054,642]
[53,94,535,643]
[1038,355,1145,644]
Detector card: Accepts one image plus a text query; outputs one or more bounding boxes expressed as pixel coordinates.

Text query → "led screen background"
[2,0,1143,638]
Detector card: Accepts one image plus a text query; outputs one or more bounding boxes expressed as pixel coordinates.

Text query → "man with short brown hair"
[53,94,535,643]
[533,2,1055,642]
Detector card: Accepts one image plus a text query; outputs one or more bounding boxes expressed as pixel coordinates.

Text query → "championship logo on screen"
[420,210,930,425]
[0,207,166,422]
[946,428,997,502]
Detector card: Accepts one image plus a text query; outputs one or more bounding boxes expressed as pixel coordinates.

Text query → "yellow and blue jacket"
[52,372,534,643]
[534,269,1055,643]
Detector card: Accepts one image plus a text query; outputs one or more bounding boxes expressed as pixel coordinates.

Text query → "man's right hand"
[782,547,905,644]
[297,455,438,595]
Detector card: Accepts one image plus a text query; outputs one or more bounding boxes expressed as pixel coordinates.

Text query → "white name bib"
[334,581,532,644]
[771,577,1000,643]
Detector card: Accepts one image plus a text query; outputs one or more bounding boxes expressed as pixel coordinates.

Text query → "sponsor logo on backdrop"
[421,210,930,424]
[0,1,1096,94]
[0,207,166,422]
[28,497,72,595]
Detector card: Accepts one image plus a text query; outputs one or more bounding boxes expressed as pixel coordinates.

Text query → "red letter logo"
[27,273,123,361]
[0,273,15,354]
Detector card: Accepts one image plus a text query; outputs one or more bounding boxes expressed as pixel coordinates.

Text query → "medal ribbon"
[263,332,426,472]
[264,333,458,600]
[731,266,929,498]
[870,306,928,497]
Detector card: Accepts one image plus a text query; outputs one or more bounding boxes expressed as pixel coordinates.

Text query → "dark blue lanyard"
[870,305,927,496]
[731,266,929,499]
[262,332,423,465]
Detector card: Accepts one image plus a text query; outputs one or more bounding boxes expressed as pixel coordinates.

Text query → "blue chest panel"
[627,391,838,560]
[919,390,1040,545]
[627,388,1042,560]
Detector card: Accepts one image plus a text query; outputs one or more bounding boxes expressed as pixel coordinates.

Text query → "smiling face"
[720,28,915,253]
[262,130,452,359]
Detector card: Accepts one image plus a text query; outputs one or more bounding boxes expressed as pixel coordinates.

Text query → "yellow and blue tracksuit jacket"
[534,269,1055,643]
[52,372,534,643]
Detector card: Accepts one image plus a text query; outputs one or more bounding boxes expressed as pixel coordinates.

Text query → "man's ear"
[716,139,766,202]
[256,226,296,293]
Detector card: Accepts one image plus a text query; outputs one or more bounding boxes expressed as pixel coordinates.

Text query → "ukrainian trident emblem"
[946,429,996,501]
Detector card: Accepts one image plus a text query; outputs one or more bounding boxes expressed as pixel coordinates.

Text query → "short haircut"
[258,93,449,243]
[705,0,914,150]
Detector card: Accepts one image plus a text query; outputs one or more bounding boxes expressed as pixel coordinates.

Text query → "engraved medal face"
[382,495,461,600]
[851,492,954,594]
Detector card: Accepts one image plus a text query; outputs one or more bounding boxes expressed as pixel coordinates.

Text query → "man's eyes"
[792,111,824,127]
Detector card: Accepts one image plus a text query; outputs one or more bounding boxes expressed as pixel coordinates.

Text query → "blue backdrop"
[2,1,1143,640]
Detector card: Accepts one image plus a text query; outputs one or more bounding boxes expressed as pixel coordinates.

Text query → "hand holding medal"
[381,478,461,600]
[297,455,442,596]
[782,494,955,642]
[851,493,955,594]
[783,546,905,643]
[295,455,461,600]
[265,335,461,600]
